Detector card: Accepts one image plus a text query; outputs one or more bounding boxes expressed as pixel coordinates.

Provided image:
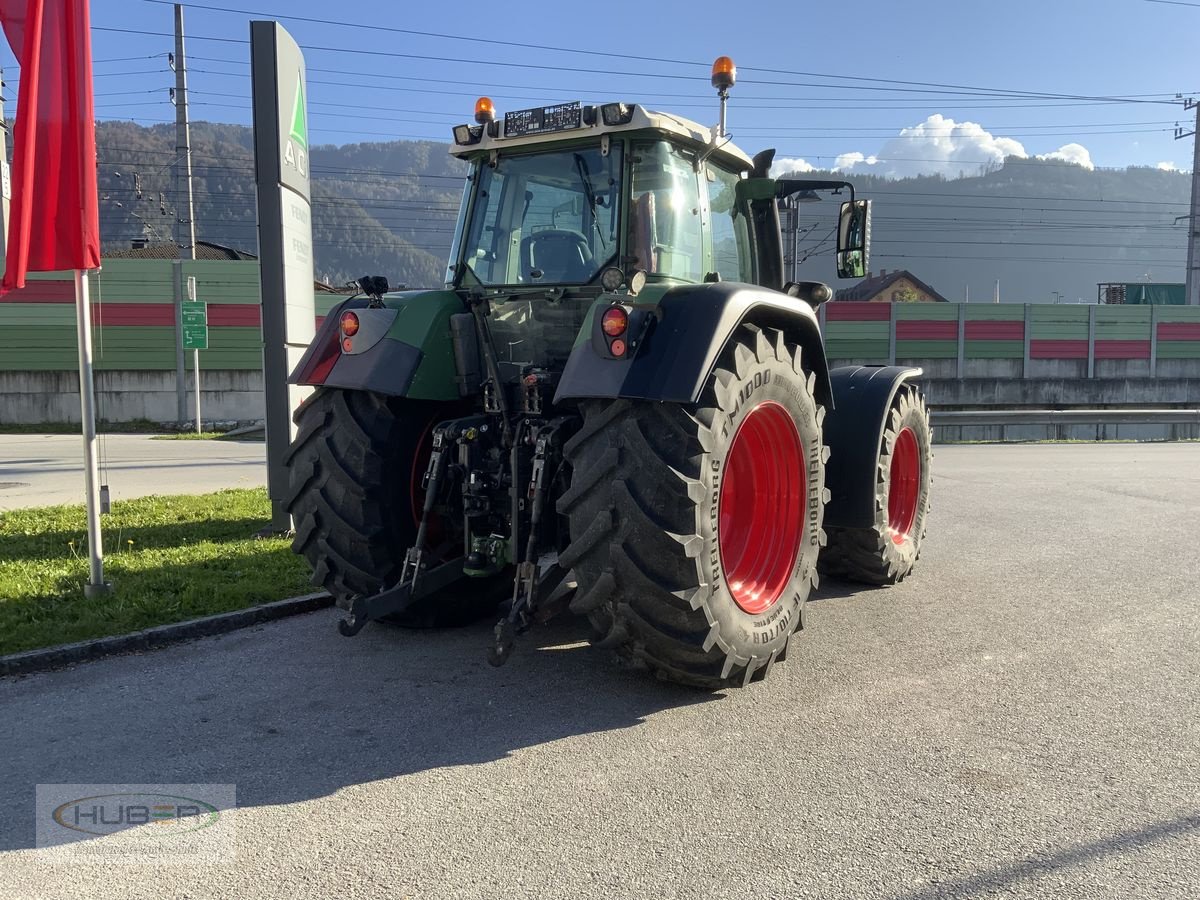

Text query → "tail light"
[601,307,628,337]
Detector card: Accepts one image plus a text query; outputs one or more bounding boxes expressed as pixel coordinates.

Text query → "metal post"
[1180,100,1200,305]
[193,348,202,433]
[1150,304,1160,378]
[172,260,186,421]
[956,303,966,379]
[174,5,199,432]
[1023,304,1032,379]
[75,270,110,598]
[173,5,197,260]
[1087,304,1096,379]
[717,88,728,139]
[888,302,897,365]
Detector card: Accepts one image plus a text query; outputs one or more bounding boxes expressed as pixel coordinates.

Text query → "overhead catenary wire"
[137,0,1185,107]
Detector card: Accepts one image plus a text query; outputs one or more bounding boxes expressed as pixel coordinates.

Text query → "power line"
[92,25,1183,107]
[141,0,1183,106]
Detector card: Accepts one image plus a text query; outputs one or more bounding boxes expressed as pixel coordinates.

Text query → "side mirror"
[835,199,871,279]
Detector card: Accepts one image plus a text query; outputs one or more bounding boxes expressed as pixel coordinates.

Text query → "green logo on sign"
[289,73,307,150]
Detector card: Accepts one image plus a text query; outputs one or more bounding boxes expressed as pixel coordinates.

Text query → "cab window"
[705,163,753,283]
[627,141,704,282]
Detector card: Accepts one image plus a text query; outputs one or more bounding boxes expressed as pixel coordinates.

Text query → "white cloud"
[826,114,1095,180]
[1157,161,1179,171]
[1036,143,1094,170]
[770,156,815,176]
[833,151,878,172]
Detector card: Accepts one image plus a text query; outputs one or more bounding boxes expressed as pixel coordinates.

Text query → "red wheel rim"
[718,401,806,615]
[888,426,921,544]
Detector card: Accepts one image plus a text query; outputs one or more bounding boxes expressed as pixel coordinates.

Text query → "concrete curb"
[0,592,333,678]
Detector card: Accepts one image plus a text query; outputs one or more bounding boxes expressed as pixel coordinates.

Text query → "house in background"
[835,269,949,303]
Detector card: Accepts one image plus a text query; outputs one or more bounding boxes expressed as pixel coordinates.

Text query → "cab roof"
[448,103,754,173]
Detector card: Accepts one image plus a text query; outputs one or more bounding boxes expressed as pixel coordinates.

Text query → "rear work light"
[453,124,484,145]
[600,103,634,126]
[601,307,628,337]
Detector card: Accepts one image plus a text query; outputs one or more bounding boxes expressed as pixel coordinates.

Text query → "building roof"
[105,240,258,262]
[835,269,949,302]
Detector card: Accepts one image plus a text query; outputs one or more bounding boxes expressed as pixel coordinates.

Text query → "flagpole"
[74,268,110,598]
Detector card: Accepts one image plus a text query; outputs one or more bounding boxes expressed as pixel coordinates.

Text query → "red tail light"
[601,307,628,337]
[340,311,360,336]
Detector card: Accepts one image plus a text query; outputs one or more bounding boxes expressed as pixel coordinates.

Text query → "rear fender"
[289,290,465,401]
[823,365,923,529]
[554,282,832,408]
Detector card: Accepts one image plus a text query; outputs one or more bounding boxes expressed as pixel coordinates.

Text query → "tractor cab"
[447,81,871,301]
[448,100,756,292]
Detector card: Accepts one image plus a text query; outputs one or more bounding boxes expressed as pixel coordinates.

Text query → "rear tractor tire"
[284,388,501,628]
[820,387,931,585]
[559,324,827,688]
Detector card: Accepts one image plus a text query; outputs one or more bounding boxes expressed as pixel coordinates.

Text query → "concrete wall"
[0,370,265,426]
[3,354,1198,443]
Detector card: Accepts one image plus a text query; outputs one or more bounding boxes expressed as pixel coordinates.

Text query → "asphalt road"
[0,434,265,510]
[1,443,1197,899]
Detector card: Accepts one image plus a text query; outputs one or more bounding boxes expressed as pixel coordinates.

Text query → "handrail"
[931,409,1200,426]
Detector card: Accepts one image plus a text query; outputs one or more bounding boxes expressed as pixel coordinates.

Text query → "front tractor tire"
[559,325,827,688]
[820,387,932,585]
[283,388,498,627]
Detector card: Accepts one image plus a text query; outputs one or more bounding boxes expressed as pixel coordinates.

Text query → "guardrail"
[931,409,1200,426]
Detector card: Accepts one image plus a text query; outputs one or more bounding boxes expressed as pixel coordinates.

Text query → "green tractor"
[283,59,932,687]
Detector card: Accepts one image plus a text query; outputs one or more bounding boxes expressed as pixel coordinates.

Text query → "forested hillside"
[782,159,1190,302]
[96,121,465,289]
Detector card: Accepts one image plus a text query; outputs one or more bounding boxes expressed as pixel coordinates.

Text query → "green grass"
[149,431,264,441]
[150,431,226,440]
[0,489,313,656]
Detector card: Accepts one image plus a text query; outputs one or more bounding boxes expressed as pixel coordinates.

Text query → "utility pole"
[173,4,200,427]
[1175,98,1200,305]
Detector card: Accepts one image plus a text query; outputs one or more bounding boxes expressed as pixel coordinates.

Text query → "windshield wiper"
[573,152,609,253]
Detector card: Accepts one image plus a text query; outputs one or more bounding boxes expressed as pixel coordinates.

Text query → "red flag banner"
[0,0,100,292]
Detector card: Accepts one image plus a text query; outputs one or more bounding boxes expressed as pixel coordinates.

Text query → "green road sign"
[182,301,208,351]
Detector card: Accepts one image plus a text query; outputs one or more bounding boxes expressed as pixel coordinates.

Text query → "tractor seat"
[520,229,593,282]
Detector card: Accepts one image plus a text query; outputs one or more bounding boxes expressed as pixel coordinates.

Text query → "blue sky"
[5,0,1200,175]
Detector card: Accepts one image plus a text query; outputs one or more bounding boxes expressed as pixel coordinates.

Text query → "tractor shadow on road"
[0,611,719,851]
[809,576,874,603]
